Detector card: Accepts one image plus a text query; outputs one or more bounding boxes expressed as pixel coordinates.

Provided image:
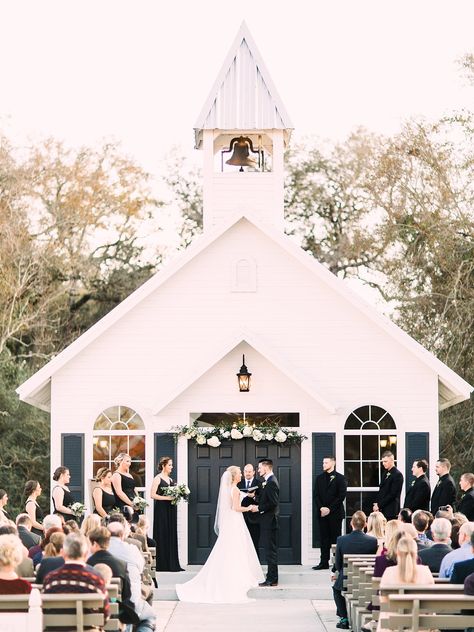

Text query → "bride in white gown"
[176,465,264,603]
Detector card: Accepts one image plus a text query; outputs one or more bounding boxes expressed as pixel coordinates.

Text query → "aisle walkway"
[153,599,339,631]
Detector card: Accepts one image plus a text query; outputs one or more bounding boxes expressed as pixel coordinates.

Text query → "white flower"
[184,433,192,440]
[231,428,243,440]
[252,429,263,442]
[242,425,253,437]
[222,430,231,439]
[207,436,221,448]
[265,433,274,441]
[196,434,206,445]
[219,428,226,435]
[275,430,287,443]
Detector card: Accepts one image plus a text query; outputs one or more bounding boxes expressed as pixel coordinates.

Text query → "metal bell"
[225,136,257,171]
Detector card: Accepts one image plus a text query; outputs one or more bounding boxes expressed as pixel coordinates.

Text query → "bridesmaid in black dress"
[150,456,184,571]
[24,480,44,537]
[92,468,117,517]
[112,453,138,521]
[51,466,77,522]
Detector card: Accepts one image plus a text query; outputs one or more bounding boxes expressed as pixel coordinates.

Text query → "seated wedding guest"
[109,513,143,551]
[107,521,156,631]
[24,480,44,536]
[398,508,412,524]
[451,512,469,549]
[15,513,41,549]
[439,521,474,578]
[0,490,10,523]
[332,511,378,629]
[135,515,156,548]
[0,534,32,594]
[32,527,63,567]
[35,531,66,584]
[80,514,101,539]
[377,537,434,631]
[367,512,386,549]
[412,510,433,549]
[419,517,452,572]
[87,527,132,610]
[65,520,80,534]
[451,531,474,584]
[94,562,113,586]
[27,513,63,562]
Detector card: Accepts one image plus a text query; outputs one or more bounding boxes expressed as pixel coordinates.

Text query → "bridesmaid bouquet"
[132,495,148,512]
[70,502,86,518]
[162,484,191,505]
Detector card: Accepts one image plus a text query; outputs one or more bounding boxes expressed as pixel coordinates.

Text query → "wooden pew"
[0,589,42,632]
[41,592,107,631]
[382,592,474,631]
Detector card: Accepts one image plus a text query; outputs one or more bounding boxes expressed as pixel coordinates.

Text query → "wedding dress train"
[176,473,264,603]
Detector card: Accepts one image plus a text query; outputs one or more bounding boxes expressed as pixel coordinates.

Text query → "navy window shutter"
[61,433,84,503]
[154,433,177,480]
[405,432,429,487]
[312,432,336,548]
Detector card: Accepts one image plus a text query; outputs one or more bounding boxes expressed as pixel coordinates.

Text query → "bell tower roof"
[194,21,293,149]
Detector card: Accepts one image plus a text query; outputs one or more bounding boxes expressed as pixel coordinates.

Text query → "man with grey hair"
[42,532,109,622]
[43,514,63,531]
[15,513,41,549]
[439,521,474,578]
[419,517,453,573]
[108,521,156,631]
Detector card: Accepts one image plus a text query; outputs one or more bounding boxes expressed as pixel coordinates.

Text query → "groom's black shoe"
[312,563,329,570]
[259,580,278,587]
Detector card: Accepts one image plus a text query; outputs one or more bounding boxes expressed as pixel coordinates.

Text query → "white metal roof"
[17,213,473,413]
[194,22,293,148]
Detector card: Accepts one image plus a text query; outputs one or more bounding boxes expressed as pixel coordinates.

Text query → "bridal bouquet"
[162,483,191,505]
[132,495,148,512]
[70,502,86,518]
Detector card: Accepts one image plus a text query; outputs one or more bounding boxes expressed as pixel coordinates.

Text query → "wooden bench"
[382,592,474,631]
[0,589,42,632]
[41,592,107,631]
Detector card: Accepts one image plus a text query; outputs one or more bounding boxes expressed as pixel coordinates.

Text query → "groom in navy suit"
[249,458,279,586]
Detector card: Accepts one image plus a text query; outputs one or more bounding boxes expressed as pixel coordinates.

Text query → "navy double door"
[187,438,301,564]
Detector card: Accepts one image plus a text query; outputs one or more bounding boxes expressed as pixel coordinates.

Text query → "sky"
[1,0,474,174]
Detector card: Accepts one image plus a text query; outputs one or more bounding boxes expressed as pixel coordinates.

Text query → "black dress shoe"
[336,619,350,629]
[312,563,329,570]
[258,580,278,587]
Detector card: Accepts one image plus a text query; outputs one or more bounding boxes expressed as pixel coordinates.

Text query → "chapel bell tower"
[194,22,293,232]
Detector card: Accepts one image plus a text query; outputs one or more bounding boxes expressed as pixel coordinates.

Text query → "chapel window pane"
[379,415,396,430]
[127,416,145,430]
[120,406,136,423]
[346,491,362,517]
[111,421,128,431]
[93,414,111,431]
[354,406,370,422]
[93,436,110,460]
[92,461,109,477]
[362,421,378,430]
[110,435,128,459]
[344,436,360,460]
[362,461,380,487]
[130,462,145,487]
[370,405,387,422]
[129,435,146,460]
[344,414,361,430]
[362,435,379,460]
[344,462,361,487]
[103,406,120,423]
[380,435,398,458]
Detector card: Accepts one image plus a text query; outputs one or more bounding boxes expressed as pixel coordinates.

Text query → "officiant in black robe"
[237,463,261,554]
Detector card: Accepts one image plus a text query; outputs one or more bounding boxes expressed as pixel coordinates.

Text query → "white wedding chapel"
[17,23,472,565]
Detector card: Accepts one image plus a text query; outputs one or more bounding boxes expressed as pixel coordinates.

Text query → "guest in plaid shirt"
[42,532,109,625]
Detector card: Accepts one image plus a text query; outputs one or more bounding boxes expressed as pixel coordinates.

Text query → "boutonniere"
[462,493,466,499]
[411,480,415,487]
[262,482,267,488]
[386,472,391,478]
[330,475,336,482]
[436,480,441,487]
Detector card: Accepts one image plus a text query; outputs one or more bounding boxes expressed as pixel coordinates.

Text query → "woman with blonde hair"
[176,465,264,603]
[80,513,102,538]
[0,534,32,594]
[35,532,66,584]
[367,512,386,548]
[112,453,137,519]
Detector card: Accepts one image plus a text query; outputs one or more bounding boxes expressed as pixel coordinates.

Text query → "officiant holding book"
[238,463,261,554]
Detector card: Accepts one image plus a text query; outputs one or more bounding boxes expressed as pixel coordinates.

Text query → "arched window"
[93,405,146,488]
[344,405,397,529]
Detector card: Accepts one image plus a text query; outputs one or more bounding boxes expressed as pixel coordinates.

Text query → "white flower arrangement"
[70,502,86,518]
[207,436,221,447]
[173,419,307,448]
[133,495,148,512]
[162,483,191,506]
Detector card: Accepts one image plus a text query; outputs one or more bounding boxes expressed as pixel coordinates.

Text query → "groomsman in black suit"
[237,463,261,554]
[332,511,378,629]
[404,459,431,512]
[249,458,279,586]
[312,456,347,570]
[458,472,474,520]
[373,451,403,520]
[431,458,457,515]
